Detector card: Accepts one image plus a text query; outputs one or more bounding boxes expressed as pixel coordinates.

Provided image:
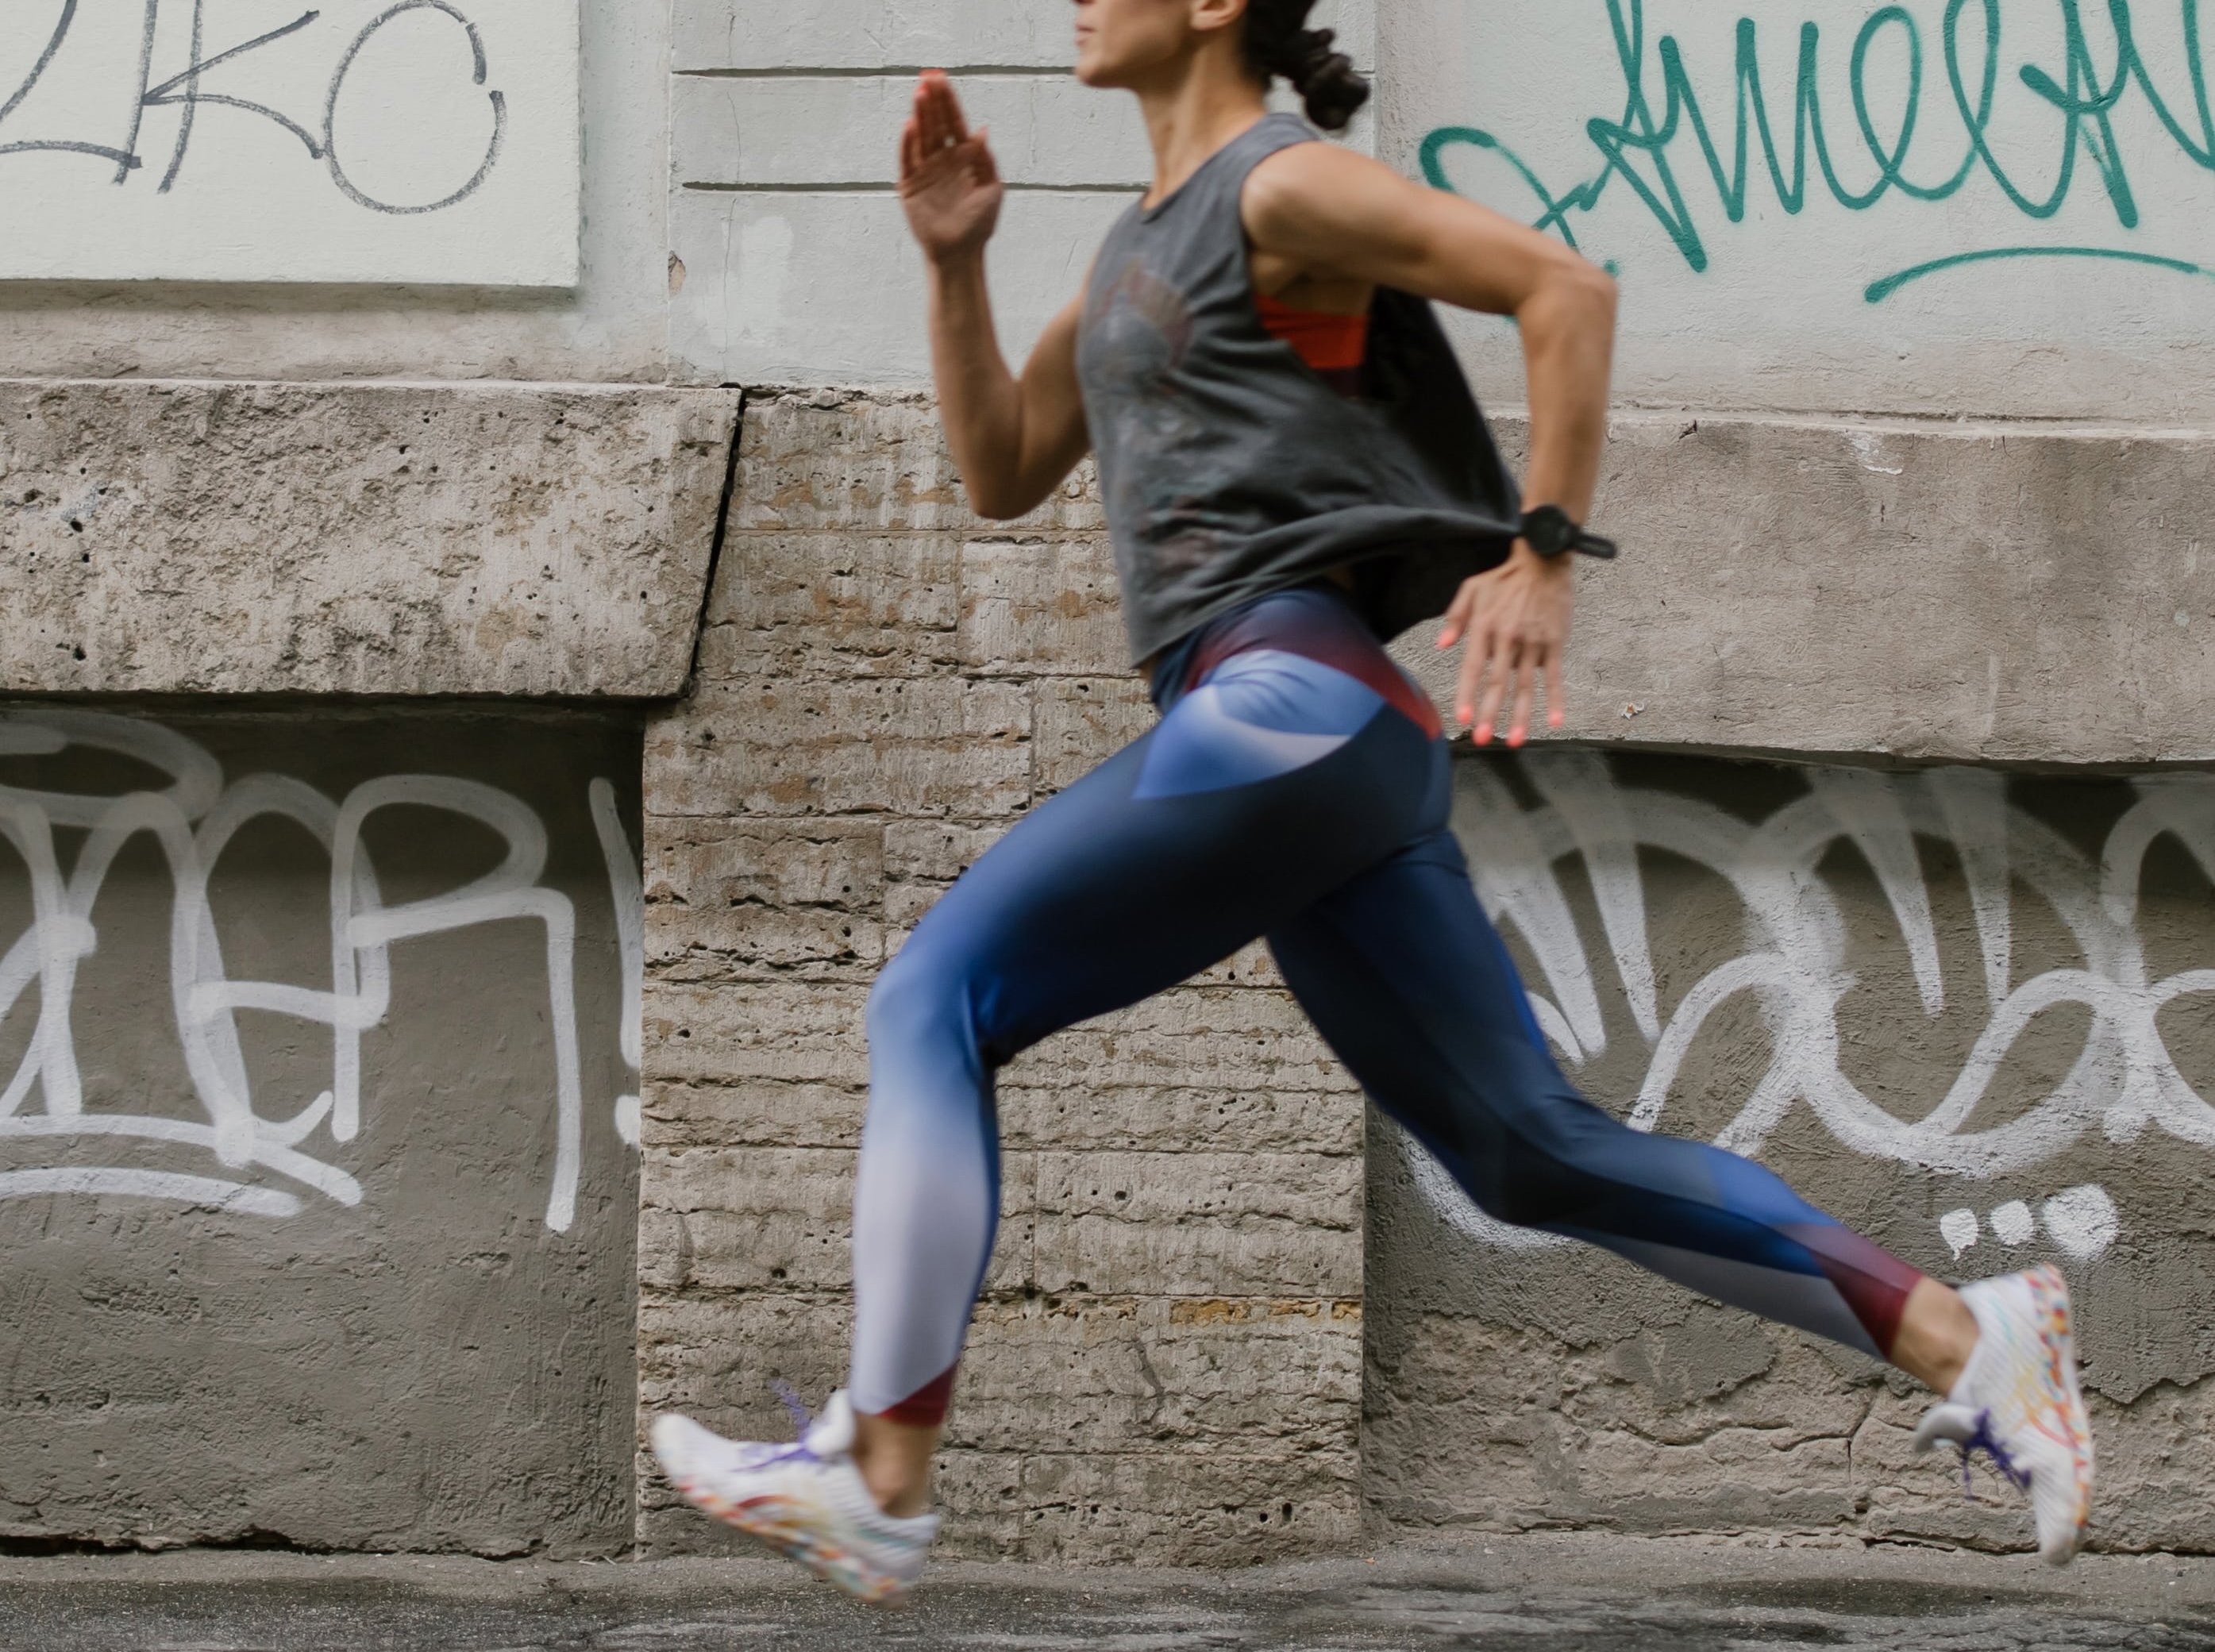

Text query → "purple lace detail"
[742,1382,819,1467]
[1959,1409,2032,1496]
[772,1381,815,1435]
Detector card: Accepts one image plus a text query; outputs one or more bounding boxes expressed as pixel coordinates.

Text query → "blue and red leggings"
[848,584,1925,1423]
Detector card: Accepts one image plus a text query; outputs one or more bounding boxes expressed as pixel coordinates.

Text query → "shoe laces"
[1958,1408,2032,1496]
[739,1381,820,1468]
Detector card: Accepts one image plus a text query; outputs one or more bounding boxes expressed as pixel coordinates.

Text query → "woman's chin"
[1073,44,1146,90]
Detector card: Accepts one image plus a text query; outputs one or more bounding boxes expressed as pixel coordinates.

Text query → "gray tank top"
[1076,113,1523,665]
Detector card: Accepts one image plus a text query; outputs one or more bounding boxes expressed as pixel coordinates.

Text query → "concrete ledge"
[0,382,740,698]
[1396,413,2215,765]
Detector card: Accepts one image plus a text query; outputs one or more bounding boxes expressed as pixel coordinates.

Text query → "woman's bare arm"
[1244,143,1619,746]
[902,72,1091,521]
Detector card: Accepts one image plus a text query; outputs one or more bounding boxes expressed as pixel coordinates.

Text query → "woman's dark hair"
[1240,0,1370,132]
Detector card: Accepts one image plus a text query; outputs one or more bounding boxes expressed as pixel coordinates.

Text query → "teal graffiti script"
[1421,0,2215,302]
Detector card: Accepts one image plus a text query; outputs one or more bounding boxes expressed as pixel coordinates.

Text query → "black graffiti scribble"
[0,0,504,213]
[325,2,505,215]
[0,0,138,171]
[148,5,326,189]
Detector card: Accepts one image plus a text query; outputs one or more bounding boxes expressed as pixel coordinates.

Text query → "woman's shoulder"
[1241,138,1406,240]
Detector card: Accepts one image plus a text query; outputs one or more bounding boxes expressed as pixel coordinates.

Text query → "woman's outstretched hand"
[1437,545,1575,748]
[899,71,1003,264]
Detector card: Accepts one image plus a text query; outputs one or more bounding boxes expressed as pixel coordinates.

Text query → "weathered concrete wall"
[1393,414,2215,764]
[0,383,736,698]
[0,0,2205,1568]
[633,391,2215,1565]
[635,393,1364,1564]
[1368,747,2215,1552]
[0,707,645,1555]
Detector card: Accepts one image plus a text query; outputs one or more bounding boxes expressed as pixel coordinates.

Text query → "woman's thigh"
[895,643,1445,1067]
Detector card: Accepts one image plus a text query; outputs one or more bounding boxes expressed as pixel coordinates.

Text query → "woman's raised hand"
[899,71,1003,264]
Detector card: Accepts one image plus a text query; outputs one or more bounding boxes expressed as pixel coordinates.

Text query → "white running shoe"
[1913,1265,2094,1565]
[651,1390,938,1603]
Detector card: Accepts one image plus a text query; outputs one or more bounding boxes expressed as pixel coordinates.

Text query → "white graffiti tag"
[0,710,641,1229]
[1410,753,2214,1260]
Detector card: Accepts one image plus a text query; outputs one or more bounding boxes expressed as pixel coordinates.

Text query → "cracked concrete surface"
[2,1535,2213,1650]
[0,382,736,696]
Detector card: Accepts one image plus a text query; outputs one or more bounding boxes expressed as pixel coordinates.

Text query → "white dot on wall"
[2041,1184,2121,1262]
[1939,1208,1980,1259]
[1990,1200,2036,1246]
[614,1095,642,1149]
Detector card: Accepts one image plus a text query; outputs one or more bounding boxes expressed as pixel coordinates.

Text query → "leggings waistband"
[1148,581,1442,739]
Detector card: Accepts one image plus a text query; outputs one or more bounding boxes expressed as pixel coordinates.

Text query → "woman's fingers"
[969,128,1000,186]
[899,116,923,183]
[1437,585,1473,650]
[1454,621,1492,729]
[1473,637,1516,745]
[1505,643,1541,749]
[917,71,969,153]
[915,73,948,152]
[1544,648,1568,730]
[941,80,972,142]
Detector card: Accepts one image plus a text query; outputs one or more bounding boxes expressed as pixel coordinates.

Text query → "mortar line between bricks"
[718,528,1112,539]
[681,181,1145,196]
[674,64,1084,80]
[641,1284,1358,1295]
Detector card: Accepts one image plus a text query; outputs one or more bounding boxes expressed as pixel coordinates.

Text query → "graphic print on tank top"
[1083,257,1223,576]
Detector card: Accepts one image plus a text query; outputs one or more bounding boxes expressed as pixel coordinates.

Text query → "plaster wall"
[1369,747,2215,1551]
[0,707,645,1555]
[668,0,1373,389]
[1381,1,2215,421]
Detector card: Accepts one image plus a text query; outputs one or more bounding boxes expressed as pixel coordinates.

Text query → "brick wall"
[636,391,1364,1562]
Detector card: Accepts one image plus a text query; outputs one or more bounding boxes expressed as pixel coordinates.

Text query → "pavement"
[2,1533,2213,1650]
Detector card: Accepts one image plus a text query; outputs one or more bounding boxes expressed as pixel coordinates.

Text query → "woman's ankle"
[861,1467,933,1519]
[852,1411,941,1519]
[1893,1277,1981,1394]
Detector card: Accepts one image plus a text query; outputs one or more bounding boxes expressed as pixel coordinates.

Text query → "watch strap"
[1518,506,1620,561]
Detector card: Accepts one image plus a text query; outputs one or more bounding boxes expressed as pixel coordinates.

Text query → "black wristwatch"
[1519,504,1619,560]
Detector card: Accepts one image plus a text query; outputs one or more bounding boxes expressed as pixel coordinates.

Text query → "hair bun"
[1242,3,1373,133]
[1290,29,1369,132]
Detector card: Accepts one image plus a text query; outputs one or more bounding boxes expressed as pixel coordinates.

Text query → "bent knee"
[866,937,990,1058]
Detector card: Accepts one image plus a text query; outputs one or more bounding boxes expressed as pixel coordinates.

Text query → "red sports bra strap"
[1254,291,1371,373]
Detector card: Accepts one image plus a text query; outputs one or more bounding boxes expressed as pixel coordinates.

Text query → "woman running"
[652,0,2094,1600]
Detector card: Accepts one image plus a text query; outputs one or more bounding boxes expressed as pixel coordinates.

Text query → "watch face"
[1523,506,1574,556]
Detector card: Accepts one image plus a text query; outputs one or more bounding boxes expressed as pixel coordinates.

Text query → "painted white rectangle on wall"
[0,0,580,285]
[1385,0,2215,419]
